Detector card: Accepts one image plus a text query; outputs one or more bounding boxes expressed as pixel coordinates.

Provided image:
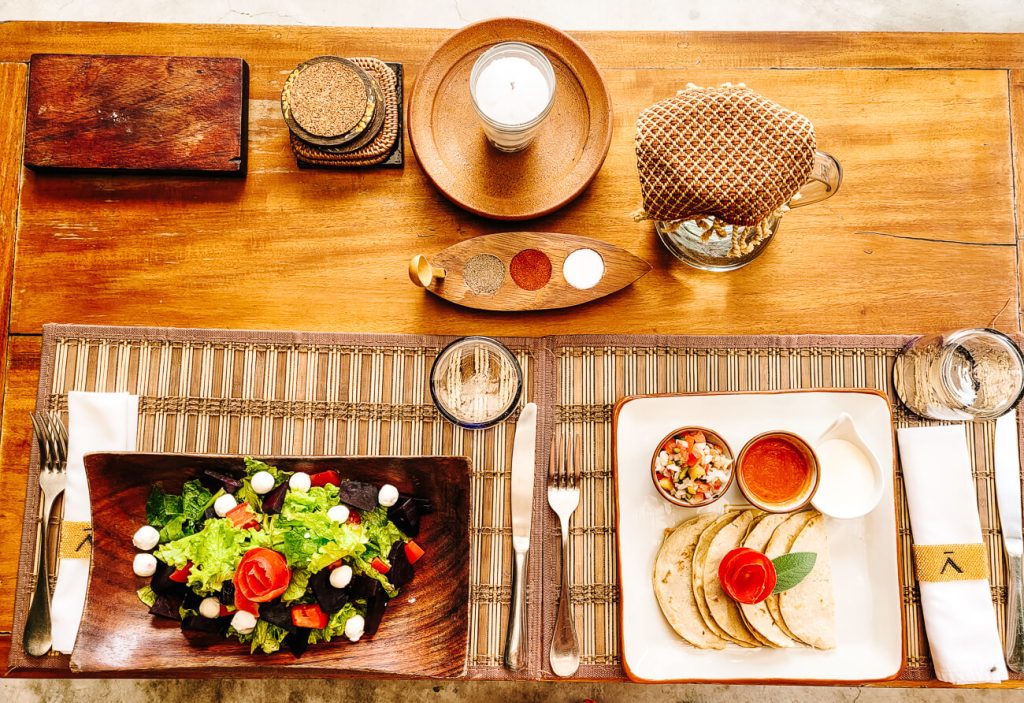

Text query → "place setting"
[4,14,1024,694]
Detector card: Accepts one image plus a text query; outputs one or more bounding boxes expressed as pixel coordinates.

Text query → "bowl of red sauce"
[735,431,819,513]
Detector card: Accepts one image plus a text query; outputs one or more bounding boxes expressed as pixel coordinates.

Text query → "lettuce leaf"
[231,620,290,654]
[181,479,214,523]
[244,457,289,482]
[146,485,183,529]
[307,602,360,645]
[272,485,369,572]
[360,506,405,561]
[154,518,260,594]
[137,585,157,608]
[281,568,310,603]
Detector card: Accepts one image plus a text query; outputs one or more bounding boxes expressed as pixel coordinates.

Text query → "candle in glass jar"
[470,42,556,152]
[474,56,551,126]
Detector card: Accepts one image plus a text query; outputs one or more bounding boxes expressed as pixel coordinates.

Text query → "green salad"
[132,458,427,656]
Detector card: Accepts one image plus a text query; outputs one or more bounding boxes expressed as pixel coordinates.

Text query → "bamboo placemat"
[10,325,1024,684]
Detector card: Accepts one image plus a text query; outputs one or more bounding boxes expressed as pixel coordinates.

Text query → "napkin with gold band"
[51,391,138,654]
[897,424,1008,684]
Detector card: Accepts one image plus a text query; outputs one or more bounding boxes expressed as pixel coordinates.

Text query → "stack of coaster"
[282,56,403,169]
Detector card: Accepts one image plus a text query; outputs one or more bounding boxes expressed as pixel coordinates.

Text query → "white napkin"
[897,424,1008,684]
[50,391,138,654]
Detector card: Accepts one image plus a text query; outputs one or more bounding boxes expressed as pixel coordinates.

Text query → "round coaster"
[282,56,377,147]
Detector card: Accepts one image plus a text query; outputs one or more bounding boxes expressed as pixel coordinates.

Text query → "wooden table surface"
[0,21,1022,685]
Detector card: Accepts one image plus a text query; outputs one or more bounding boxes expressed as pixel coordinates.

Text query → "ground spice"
[509,249,552,291]
[463,254,505,295]
[289,60,369,138]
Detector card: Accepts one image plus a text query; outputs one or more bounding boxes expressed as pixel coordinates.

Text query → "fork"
[24,411,68,656]
[547,431,581,677]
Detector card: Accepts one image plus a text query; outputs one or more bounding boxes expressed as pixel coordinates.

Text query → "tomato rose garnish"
[718,547,777,604]
[232,547,291,611]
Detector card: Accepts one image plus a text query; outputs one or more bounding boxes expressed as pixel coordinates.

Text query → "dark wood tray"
[70,453,469,677]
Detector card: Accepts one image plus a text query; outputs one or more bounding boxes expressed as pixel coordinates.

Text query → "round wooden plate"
[409,18,613,221]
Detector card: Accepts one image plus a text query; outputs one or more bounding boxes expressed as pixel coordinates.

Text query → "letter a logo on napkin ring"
[913,543,989,582]
[57,521,93,560]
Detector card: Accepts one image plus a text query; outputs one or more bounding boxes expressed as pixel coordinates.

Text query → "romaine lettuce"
[307,602,360,644]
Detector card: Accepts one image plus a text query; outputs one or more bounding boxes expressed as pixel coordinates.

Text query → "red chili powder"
[509,249,552,291]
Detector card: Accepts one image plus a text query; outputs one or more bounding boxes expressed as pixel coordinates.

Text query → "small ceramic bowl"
[650,426,735,508]
[811,412,884,519]
[735,431,820,513]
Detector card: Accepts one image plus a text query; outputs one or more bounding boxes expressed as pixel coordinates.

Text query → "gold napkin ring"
[913,543,988,582]
[57,521,92,559]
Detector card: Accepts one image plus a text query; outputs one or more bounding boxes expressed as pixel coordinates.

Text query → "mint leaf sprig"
[771,551,817,594]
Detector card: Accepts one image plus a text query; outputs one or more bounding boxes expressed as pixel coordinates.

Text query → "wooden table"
[0,22,1022,686]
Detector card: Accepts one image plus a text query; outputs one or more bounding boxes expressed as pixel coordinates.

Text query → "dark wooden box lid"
[25,54,249,175]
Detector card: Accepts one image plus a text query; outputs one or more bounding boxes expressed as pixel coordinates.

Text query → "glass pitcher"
[655,150,843,271]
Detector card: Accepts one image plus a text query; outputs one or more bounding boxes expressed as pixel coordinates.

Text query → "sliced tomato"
[404,540,425,565]
[169,562,192,583]
[687,451,701,466]
[347,511,361,525]
[233,547,291,603]
[234,586,259,615]
[326,559,345,571]
[718,547,777,604]
[308,470,340,487]
[219,604,232,617]
[226,502,260,530]
[693,431,706,443]
[291,603,328,629]
[370,556,390,574]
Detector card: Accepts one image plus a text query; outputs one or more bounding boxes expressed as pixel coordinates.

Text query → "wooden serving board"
[24,54,249,174]
[73,453,470,677]
[413,231,651,311]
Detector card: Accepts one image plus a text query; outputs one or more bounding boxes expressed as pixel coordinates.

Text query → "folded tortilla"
[739,513,798,648]
[763,510,816,645]
[779,513,836,649]
[702,509,761,647]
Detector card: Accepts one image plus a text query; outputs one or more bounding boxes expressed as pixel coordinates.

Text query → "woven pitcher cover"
[635,85,816,226]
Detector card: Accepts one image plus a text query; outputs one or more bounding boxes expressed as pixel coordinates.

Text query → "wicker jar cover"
[634,85,816,226]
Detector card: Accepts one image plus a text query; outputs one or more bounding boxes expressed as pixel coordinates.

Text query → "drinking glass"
[892,329,1024,421]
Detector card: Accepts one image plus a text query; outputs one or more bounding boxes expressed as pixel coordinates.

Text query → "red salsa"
[740,436,812,506]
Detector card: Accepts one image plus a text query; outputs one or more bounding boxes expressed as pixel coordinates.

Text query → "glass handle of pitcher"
[788,150,843,210]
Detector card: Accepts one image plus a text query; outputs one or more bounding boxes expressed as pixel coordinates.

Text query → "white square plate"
[614,390,904,683]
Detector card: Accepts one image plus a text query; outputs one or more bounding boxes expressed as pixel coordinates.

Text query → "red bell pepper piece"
[370,557,390,575]
[169,562,192,583]
[291,603,328,629]
[226,502,260,530]
[308,470,340,487]
[404,540,425,564]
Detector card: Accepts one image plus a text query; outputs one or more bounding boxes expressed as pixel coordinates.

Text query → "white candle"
[474,56,551,126]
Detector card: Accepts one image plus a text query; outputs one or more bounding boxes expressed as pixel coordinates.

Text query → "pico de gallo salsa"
[653,428,733,505]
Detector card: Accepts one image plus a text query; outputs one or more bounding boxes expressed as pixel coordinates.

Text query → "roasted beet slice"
[363,589,389,637]
[149,591,185,620]
[202,469,243,495]
[218,581,236,606]
[182,588,203,612]
[309,568,351,614]
[285,627,311,657]
[181,614,230,647]
[259,600,298,634]
[202,505,218,521]
[387,541,414,588]
[349,574,381,601]
[387,497,421,537]
[337,480,378,512]
[261,482,289,514]
[404,494,435,515]
[151,560,186,597]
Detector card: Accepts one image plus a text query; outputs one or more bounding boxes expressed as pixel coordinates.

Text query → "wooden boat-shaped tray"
[409,231,650,311]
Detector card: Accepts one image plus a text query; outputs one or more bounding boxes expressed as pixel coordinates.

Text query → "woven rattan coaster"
[291,58,403,169]
[634,83,815,226]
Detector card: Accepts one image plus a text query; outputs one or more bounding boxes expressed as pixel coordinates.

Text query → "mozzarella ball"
[344,613,366,642]
[378,483,399,507]
[251,470,276,495]
[231,610,257,635]
[132,553,157,577]
[329,564,353,589]
[327,504,350,524]
[132,525,160,551]
[199,597,222,619]
[288,472,311,493]
[213,493,238,518]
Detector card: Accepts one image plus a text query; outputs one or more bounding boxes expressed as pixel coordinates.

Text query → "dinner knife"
[995,409,1024,672]
[504,402,537,671]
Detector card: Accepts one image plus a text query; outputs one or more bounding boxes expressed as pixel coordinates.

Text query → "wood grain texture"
[0,62,27,438]
[8,66,1017,335]
[24,54,248,174]
[69,453,469,676]
[416,231,650,310]
[409,18,612,219]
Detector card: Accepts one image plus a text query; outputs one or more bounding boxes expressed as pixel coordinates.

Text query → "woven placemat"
[9,325,1024,684]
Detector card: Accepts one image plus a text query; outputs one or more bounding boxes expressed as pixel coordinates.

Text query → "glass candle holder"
[470,42,556,153]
